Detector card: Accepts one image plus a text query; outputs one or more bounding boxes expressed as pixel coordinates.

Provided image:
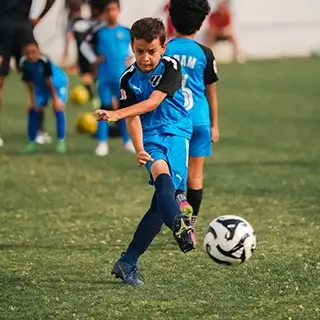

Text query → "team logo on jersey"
[150,75,162,87]
[117,32,123,39]
[120,89,127,100]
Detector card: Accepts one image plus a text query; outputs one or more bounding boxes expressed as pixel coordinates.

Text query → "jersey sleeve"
[119,66,138,108]
[200,45,219,85]
[155,57,182,97]
[80,25,100,64]
[41,58,53,78]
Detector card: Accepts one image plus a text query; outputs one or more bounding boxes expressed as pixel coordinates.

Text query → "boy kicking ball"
[94,17,194,286]
[19,39,68,154]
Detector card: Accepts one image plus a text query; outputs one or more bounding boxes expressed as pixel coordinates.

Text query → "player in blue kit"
[80,0,134,156]
[94,18,194,286]
[19,39,68,154]
[165,0,220,244]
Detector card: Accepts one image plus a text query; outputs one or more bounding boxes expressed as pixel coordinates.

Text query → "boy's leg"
[185,125,212,243]
[145,137,194,253]
[111,83,135,152]
[54,87,67,153]
[95,82,112,156]
[112,192,163,286]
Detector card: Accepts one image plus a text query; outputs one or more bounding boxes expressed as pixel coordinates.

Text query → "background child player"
[81,0,134,156]
[63,0,96,101]
[19,39,68,154]
[94,17,194,286]
[165,0,219,244]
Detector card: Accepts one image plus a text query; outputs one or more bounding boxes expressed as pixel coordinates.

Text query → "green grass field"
[1,58,320,320]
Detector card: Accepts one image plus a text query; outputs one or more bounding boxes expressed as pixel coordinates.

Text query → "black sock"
[187,188,203,216]
[37,111,45,132]
[84,84,94,100]
[155,173,180,229]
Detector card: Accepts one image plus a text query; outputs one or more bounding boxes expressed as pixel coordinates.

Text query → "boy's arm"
[42,59,58,100]
[19,61,35,104]
[126,116,144,153]
[116,58,182,119]
[202,46,219,126]
[202,46,219,141]
[80,26,104,68]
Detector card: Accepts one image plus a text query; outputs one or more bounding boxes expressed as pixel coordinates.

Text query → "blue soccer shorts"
[144,134,189,192]
[189,125,212,157]
[98,81,120,108]
[35,85,68,108]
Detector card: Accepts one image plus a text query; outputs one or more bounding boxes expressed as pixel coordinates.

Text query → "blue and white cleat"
[111,256,144,286]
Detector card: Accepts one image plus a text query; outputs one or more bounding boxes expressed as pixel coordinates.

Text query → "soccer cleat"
[56,140,67,154]
[123,140,135,153]
[172,213,195,253]
[0,136,3,147]
[111,256,144,286]
[179,201,193,218]
[20,142,37,154]
[95,142,109,156]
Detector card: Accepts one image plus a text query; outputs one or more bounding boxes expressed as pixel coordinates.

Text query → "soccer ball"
[70,85,90,105]
[76,112,97,135]
[203,215,257,266]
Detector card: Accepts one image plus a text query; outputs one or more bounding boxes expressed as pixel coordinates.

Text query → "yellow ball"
[70,85,90,105]
[76,112,97,135]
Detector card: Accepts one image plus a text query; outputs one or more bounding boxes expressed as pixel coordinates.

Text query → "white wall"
[30,0,320,64]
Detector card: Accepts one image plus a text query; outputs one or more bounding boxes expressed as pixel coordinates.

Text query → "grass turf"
[0,57,320,320]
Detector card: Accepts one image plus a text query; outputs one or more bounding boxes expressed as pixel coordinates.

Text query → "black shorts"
[0,20,34,76]
[77,50,91,75]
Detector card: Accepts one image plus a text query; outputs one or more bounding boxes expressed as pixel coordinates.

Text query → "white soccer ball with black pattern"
[203,215,257,266]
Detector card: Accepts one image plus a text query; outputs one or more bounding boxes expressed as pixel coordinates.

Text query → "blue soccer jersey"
[165,38,219,126]
[19,55,68,91]
[81,24,131,83]
[119,56,192,141]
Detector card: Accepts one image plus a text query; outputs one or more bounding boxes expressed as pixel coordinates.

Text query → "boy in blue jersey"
[94,18,194,286]
[166,0,220,244]
[80,0,134,156]
[19,39,68,154]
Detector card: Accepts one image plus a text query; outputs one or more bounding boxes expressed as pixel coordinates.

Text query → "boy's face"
[105,3,120,25]
[23,44,40,63]
[131,37,165,73]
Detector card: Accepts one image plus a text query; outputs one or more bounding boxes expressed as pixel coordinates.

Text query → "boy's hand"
[211,126,219,143]
[52,98,64,112]
[93,110,120,122]
[136,150,154,167]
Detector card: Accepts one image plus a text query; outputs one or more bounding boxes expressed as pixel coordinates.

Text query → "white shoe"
[123,140,135,153]
[95,142,109,156]
[0,136,3,147]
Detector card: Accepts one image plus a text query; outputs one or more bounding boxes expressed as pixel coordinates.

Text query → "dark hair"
[23,37,38,48]
[89,0,108,12]
[106,0,120,6]
[130,17,166,46]
[169,0,211,35]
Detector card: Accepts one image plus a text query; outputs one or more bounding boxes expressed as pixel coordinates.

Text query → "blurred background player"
[81,0,134,156]
[63,0,96,102]
[95,17,194,286]
[166,0,219,244]
[0,0,56,147]
[19,39,68,154]
[205,0,240,62]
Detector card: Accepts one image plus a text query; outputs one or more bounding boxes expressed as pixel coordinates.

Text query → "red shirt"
[209,9,231,29]
[164,3,175,38]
